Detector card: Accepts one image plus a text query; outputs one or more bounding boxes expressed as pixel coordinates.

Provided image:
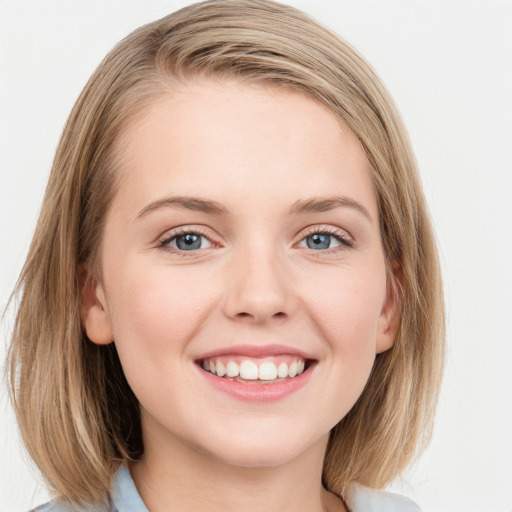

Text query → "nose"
[222,245,295,324]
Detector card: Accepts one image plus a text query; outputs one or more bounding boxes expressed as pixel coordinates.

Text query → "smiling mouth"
[198,357,315,384]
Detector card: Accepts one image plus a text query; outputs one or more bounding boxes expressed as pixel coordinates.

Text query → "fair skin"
[82,81,399,512]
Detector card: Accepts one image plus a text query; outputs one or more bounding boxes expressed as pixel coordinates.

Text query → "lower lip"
[197,365,314,402]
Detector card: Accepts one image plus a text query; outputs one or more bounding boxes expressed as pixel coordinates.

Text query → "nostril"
[234,311,286,321]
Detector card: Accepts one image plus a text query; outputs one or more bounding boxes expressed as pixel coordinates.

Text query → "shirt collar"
[110,465,421,512]
[111,465,148,512]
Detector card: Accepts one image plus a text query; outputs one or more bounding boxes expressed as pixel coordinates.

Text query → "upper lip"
[195,344,316,361]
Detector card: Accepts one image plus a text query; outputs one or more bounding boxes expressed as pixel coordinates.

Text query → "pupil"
[307,233,330,250]
[177,234,201,250]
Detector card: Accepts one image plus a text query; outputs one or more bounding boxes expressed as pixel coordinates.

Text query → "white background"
[1,1,511,511]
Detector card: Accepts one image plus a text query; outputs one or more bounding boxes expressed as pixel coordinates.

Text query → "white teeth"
[259,362,278,380]
[277,362,289,378]
[216,360,227,377]
[288,361,298,378]
[226,361,240,377]
[202,358,307,381]
[240,360,259,380]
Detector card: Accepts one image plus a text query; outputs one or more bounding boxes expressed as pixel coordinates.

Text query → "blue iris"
[306,233,331,250]
[175,233,202,250]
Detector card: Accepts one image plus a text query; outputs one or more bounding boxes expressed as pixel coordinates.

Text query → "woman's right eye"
[159,232,213,252]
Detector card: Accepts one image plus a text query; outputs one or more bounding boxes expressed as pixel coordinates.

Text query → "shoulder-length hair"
[8,0,444,505]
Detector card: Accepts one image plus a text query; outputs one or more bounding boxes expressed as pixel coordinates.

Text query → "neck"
[130,422,345,512]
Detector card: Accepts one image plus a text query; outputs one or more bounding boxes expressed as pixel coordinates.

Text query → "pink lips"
[195,344,316,402]
[197,344,314,360]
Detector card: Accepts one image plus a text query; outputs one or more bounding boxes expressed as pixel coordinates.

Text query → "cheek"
[284,264,387,430]
[102,262,219,417]
[104,259,217,359]
[302,263,387,354]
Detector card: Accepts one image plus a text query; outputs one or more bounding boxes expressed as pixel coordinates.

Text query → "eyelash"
[299,225,355,251]
[157,225,354,256]
[157,226,217,257]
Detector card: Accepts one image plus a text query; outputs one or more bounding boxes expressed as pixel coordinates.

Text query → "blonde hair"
[8,0,444,505]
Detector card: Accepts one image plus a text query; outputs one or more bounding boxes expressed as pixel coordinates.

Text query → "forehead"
[110,80,377,219]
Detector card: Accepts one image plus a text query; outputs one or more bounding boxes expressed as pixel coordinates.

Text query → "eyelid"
[295,224,355,249]
[155,223,354,257]
[157,225,221,255]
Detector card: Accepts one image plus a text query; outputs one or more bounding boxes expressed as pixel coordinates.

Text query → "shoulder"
[30,500,113,512]
[31,465,144,512]
[345,483,422,512]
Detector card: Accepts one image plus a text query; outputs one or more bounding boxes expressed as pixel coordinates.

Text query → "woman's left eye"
[298,231,351,251]
[161,232,212,251]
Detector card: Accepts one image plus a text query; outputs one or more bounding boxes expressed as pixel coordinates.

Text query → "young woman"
[7,1,445,511]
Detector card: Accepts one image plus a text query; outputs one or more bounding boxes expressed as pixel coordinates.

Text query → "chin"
[195,424,326,469]
[209,445,305,469]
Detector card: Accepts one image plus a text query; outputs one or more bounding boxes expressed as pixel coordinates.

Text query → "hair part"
[8,0,444,504]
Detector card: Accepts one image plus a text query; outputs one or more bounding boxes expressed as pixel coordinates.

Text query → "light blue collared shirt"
[33,465,421,512]
[32,467,142,512]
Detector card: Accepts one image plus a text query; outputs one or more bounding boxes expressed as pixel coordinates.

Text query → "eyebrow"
[136,196,229,219]
[136,194,372,223]
[289,196,373,223]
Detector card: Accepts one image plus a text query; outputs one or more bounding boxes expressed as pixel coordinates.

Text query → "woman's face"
[83,81,399,468]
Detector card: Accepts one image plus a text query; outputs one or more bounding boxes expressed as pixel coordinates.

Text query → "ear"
[79,264,114,345]
[376,261,402,354]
